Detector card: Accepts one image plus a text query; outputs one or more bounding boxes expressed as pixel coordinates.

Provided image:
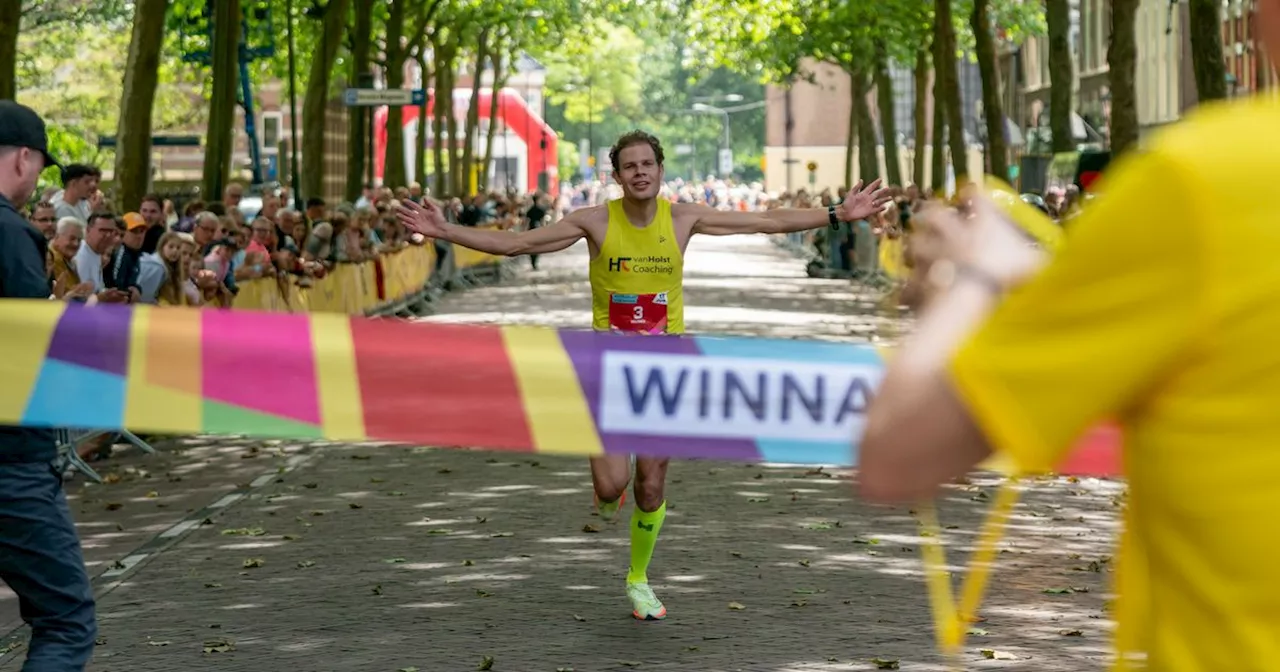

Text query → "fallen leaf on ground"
[730,551,743,558]
[145,491,159,498]
[309,511,325,517]
[398,667,419,672]
[852,538,880,545]
[297,560,316,569]
[282,534,301,541]
[582,524,601,533]
[556,668,575,672]
[427,529,451,536]
[790,600,807,607]
[476,589,493,598]
[1042,587,1074,594]
[727,601,746,611]
[803,522,835,530]
[388,491,407,496]
[370,477,385,483]
[475,516,488,524]
[102,472,123,484]
[372,585,384,596]
[437,468,452,474]
[204,582,222,589]
[384,558,406,564]
[1059,629,1083,637]
[302,483,318,489]
[490,532,513,538]
[980,649,1017,660]
[477,655,494,670]
[463,559,474,566]
[798,559,811,567]
[1,642,26,654]
[147,640,170,646]
[967,627,989,636]
[619,662,641,668]
[350,454,371,460]
[349,503,363,510]
[746,497,769,503]
[202,638,234,654]
[222,528,266,537]
[242,558,264,568]
[104,502,123,511]
[572,614,586,622]
[870,658,899,670]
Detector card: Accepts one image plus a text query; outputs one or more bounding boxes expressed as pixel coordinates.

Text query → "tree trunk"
[460,30,490,197]
[202,0,240,202]
[971,0,1008,180]
[414,53,430,188]
[114,0,168,212]
[0,0,19,101]
[1188,0,1228,102]
[930,65,946,192]
[345,0,374,201]
[1046,0,1074,153]
[446,62,463,196]
[854,70,879,182]
[874,43,902,186]
[301,0,351,202]
[845,71,857,188]
[481,51,505,190]
[1108,0,1141,157]
[912,49,929,188]
[431,45,450,197]
[382,0,407,190]
[936,0,968,183]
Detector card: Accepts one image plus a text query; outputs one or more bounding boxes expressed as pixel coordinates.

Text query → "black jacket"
[0,194,57,463]
[106,244,143,294]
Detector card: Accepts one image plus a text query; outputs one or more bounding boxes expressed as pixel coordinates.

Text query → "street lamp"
[691,103,731,176]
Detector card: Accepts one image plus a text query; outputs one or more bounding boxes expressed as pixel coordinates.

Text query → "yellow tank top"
[589,199,684,334]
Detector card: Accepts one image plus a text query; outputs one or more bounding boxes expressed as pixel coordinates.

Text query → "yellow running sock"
[627,501,666,584]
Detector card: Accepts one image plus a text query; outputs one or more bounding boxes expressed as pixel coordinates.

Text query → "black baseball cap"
[0,101,61,170]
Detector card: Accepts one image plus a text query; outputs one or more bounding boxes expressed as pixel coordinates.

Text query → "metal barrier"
[54,428,155,483]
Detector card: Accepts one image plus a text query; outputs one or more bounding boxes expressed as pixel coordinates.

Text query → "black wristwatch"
[827,204,841,229]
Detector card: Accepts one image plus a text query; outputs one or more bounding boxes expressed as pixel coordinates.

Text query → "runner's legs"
[590,454,631,519]
[626,457,669,620]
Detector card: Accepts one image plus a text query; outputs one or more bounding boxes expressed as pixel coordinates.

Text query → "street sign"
[806,160,818,172]
[718,148,733,176]
[343,88,427,107]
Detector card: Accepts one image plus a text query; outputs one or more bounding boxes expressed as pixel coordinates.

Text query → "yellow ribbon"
[918,481,1024,668]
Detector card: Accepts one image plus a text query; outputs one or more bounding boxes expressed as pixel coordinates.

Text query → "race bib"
[609,293,669,334]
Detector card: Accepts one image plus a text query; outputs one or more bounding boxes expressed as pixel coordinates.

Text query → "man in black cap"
[0,100,98,671]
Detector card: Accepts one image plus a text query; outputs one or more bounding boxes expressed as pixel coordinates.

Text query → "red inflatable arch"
[373,88,559,197]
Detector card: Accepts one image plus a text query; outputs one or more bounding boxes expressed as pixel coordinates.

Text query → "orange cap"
[123,212,147,231]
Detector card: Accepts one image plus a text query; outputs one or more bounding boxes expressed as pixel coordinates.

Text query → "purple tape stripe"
[46,302,133,376]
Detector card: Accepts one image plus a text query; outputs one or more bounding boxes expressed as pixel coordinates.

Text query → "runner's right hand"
[397,199,447,238]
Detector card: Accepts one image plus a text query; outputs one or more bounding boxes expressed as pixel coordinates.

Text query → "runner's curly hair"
[609,130,665,170]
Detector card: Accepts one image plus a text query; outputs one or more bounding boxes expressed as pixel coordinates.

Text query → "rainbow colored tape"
[0,300,1120,475]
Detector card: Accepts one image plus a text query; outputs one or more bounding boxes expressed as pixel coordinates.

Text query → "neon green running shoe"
[595,490,626,522]
[626,581,667,621]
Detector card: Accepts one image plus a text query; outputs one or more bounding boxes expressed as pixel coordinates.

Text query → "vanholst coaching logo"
[597,352,881,442]
[608,256,674,274]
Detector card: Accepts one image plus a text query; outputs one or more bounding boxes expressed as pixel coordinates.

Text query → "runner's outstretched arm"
[692,179,892,236]
[398,199,588,256]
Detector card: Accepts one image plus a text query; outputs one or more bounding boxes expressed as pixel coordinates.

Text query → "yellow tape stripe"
[502,325,604,456]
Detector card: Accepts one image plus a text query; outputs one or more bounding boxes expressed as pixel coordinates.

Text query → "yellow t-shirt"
[588,199,684,334]
[948,96,1280,671]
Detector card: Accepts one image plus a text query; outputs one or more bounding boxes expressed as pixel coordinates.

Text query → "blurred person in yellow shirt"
[856,3,1280,668]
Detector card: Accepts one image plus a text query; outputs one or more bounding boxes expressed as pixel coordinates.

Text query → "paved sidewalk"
[0,235,1122,671]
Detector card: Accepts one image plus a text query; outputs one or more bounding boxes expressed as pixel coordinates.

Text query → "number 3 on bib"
[610,293,669,334]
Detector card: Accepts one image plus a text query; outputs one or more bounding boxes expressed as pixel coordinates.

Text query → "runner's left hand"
[838,179,893,222]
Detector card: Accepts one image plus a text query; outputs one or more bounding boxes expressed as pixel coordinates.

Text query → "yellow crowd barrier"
[231,244,436,315]
[453,225,506,269]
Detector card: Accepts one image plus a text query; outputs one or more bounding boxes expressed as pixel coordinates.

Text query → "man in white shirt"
[51,164,102,222]
[73,211,128,302]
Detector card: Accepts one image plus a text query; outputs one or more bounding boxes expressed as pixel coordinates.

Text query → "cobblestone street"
[1,235,1122,671]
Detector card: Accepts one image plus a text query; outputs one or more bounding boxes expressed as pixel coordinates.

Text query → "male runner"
[398,130,891,621]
